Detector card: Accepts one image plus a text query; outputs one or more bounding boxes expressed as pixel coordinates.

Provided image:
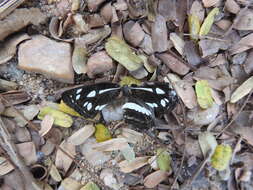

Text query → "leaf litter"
[0,0,253,189]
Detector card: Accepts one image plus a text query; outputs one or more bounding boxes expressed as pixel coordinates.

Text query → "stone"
[18,35,74,83]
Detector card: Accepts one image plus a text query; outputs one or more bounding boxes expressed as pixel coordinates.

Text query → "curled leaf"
[95,123,112,142]
[199,8,219,36]
[38,106,73,128]
[195,80,214,109]
[105,36,143,71]
[211,144,232,171]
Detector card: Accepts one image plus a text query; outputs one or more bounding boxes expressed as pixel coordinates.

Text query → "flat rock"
[18,35,74,83]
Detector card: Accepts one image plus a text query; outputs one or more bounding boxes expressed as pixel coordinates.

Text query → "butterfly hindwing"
[128,82,178,116]
[122,98,155,128]
[62,83,121,118]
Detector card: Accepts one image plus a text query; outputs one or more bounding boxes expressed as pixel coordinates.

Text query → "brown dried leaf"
[87,0,106,12]
[120,128,143,144]
[0,0,25,20]
[92,138,129,151]
[157,53,189,75]
[234,9,253,30]
[0,79,18,91]
[202,0,219,7]
[244,50,253,74]
[230,33,253,55]
[67,124,95,145]
[199,39,230,57]
[157,0,176,22]
[144,170,169,188]
[55,141,76,172]
[1,91,30,105]
[225,0,240,14]
[39,114,54,137]
[0,8,47,41]
[0,157,14,176]
[123,21,145,47]
[86,14,105,28]
[233,127,253,146]
[0,33,30,64]
[184,41,202,66]
[215,19,232,31]
[119,156,150,173]
[152,15,168,52]
[165,73,197,109]
[170,33,185,55]
[16,142,37,165]
[60,177,82,190]
[190,0,205,23]
[100,3,112,23]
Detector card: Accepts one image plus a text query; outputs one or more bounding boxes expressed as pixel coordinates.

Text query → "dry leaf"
[0,157,14,176]
[123,21,145,47]
[92,138,128,151]
[95,123,112,142]
[49,164,62,182]
[152,15,168,52]
[105,36,143,71]
[202,0,219,7]
[195,80,214,109]
[225,0,240,14]
[170,33,185,55]
[39,114,54,137]
[72,43,88,74]
[230,33,253,55]
[211,144,232,171]
[120,128,143,144]
[190,1,205,22]
[198,132,217,157]
[55,141,76,172]
[60,177,82,190]
[199,8,219,36]
[119,156,150,173]
[234,9,253,30]
[165,74,197,109]
[230,76,253,103]
[16,142,37,165]
[67,124,95,145]
[233,126,253,146]
[143,170,169,188]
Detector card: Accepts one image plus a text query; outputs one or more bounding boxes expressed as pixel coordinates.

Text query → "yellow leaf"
[105,36,143,71]
[188,14,200,40]
[95,123,112,142]
[120,76,141,86]
[211,144,232,171]
[195,80,214,109]
[38,107,73,128]
[59,100,81,117]
[199,8,219,36]
[157,148,172,172]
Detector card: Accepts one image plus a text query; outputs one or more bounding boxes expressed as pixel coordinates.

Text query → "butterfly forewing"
[62,83,121,118]
[128,82,178,116]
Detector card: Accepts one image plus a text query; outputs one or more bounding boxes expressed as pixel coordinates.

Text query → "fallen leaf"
[16,142,37,165]
[233,126,253,146]
[38,106,73,128]
[157,148,172,172]
[105,36,143,71]
[0,33,30,64]
[59,100,81,117]
[60,177,82,190]
[234,9,253,30]
[199,8,219,36]
[92,138,129,151]
[121,144,135,161]
[230,76,253,103]
[72,43,88,74]
[170,33,185,55]
[119,156,150,173]
[67,124,95,145]
[165,74,197,109]
[49,164,62,182]
[195,80,214,109]
[119,76,141,86]
[0,157,14,176]
[123,21,145,47]
[143,170,169,188]
[120,128,143,144]
[95,123,112,142]
[188,14,200,40]
[202,0,219,7]
[225,0,240,14]
[198,131,217,157]
[229,33,253,55]
[80,182,100,190]
[39,114,54,137]
[55,140,76,172]
[211,144,232,171]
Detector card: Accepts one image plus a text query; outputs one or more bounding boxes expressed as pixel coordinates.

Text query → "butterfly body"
[62,82,178,128]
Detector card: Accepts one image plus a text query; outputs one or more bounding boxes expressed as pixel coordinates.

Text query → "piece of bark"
[152,15,168,52]
[0,8,47,41]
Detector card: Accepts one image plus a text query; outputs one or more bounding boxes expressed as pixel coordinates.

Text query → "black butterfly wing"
[62,83,121,118]
[128,82,178,116]
[122,98,155,128]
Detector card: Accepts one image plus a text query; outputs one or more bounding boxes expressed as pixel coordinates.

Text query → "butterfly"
[62,82,178,128]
